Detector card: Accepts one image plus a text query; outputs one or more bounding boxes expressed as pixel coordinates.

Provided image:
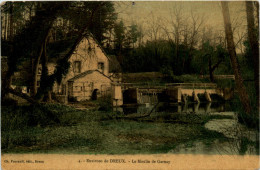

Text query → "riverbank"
[2,103,258,154]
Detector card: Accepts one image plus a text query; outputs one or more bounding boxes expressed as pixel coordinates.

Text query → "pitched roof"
[49,33,110,64]
[68,69,111,82]
[74,33,110,62]
[88,33,110,61]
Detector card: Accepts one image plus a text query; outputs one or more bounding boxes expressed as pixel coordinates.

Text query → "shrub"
[171,74,203,83]
[237,109,259,130]
[1,97,18,106]
[215,79,234,88]
[68,96,78,102]
[1,104,61,131]
[97,95,112,111]
[231,92,259,130]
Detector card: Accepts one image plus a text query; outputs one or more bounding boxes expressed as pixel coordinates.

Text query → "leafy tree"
[195,41,228,82]
[125,24,141,48]
[2,2,69,99]
[1,2,117,102]
[114,20,125,51]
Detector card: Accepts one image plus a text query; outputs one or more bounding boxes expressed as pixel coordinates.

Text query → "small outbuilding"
[67,70,111,101]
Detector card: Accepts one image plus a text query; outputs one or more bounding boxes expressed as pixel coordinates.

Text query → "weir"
[165,83,224,103]
[111,83,232,106]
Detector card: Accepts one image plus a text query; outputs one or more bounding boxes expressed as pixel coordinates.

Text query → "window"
[73,61,81,73]
[98,62,104,73]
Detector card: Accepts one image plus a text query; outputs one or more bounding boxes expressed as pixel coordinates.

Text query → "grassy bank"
[2,103,234,154]
[231,82,259,130]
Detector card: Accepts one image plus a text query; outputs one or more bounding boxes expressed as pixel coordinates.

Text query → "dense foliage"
[1,1,117,101]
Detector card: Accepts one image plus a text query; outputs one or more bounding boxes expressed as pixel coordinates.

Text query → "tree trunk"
[254,2,259,29]
[209,56,223,82]
[208,57,214,82]
[187,49,193,73]
[1,16,4,40]
[7,11,10,40]
[31,44,43,96]
[2,4,14,99]
[246,1,259,111]
[42,37,52,102]
[221,2,252,114]
[31,26,52,97]
[4,13,7,40]
[175,30,179,58]
[36,35,52,102]
[8,88,38,104]
[2,69,13,99]
[9,3,13,40]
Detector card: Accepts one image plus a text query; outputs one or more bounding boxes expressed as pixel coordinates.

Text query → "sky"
[115,1,247,29]
[114,1,248,51]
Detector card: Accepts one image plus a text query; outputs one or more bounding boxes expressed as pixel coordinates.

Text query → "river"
[112,97,259,155]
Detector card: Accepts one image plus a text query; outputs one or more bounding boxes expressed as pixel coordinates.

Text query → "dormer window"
[98,62,104,73]
[73,61,81,73]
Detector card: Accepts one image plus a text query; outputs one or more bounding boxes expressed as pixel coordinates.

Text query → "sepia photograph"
[1,1,259,169]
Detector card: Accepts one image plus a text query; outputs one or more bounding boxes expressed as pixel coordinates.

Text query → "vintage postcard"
[1,1,259,169]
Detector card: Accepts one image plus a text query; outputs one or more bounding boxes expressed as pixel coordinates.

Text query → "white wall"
[50,36,110,95]
[65,37,109,82]
[70,71,111,101]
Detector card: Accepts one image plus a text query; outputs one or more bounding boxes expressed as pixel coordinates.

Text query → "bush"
[215,79,234,88]
[237,111,259,130]
[68,96,78,102]
[1,105,61,131]
[97,95,112,111]
[1,97,18,106]
[231,90,259,130]
[171,74,203,83]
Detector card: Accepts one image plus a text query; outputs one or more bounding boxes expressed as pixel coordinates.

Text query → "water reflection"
[112,100,259,155]
[113,102,232,115]
[138,93,158,104]
[169,121,259,155]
